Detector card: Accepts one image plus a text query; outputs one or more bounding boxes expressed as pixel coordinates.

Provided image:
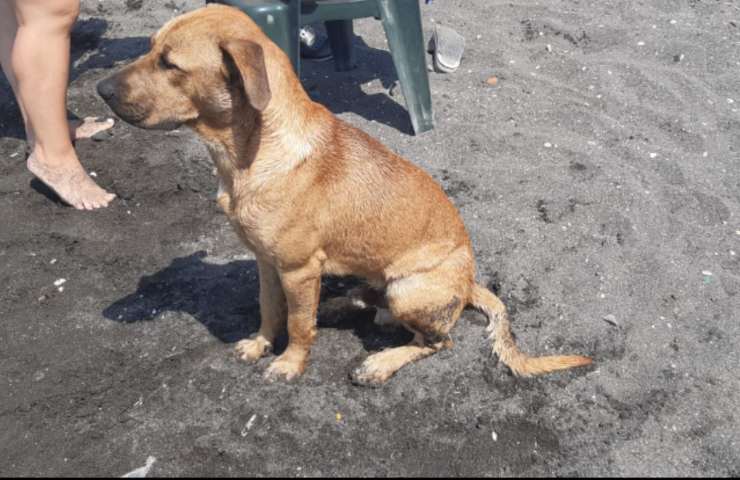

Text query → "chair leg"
[377,0,434,134]
[325,20,357,72]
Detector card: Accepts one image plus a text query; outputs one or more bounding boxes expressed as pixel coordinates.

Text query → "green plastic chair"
[205,0,434,135]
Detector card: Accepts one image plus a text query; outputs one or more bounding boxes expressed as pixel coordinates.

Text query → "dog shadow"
[300,35,415,135]
[0,18,148,141]
[103,251,412,351]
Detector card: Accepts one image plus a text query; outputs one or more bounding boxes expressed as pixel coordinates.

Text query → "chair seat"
[300,0,380,25]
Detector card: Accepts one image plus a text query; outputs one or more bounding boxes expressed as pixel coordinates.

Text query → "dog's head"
[97,5,271,130]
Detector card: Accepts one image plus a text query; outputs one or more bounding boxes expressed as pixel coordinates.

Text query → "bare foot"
[69,117,114,141]
[27,149,116,210]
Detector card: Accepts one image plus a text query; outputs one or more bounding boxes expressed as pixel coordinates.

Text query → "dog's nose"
[96,77,117,103]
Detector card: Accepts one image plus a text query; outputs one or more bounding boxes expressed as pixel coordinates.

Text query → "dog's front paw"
[235,337,271,363]
[263,356,305,382]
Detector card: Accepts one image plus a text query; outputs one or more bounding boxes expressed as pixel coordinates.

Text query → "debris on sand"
[492,431,498,442]
[486,76,498,86]
[121,456,156,478]
[602,314,619,327]
[240,414,258,437]
[53,278,66,287]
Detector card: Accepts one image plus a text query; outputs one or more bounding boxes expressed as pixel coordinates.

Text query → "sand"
[1,0,738,476]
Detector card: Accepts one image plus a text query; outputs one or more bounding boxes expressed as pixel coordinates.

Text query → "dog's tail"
[470,284,592,377]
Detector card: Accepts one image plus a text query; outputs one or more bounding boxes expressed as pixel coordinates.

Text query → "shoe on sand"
[428,25,465,73]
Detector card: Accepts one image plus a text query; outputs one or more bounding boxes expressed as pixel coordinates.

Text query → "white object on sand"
[602,314,619,327]
[240,414,258,437]
[122,456,157,478]
[54,278,66,287]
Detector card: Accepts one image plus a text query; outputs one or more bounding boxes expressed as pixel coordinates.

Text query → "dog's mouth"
[97,76,176,130]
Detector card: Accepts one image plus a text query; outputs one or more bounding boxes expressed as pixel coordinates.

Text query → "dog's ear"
[219,39,271,112]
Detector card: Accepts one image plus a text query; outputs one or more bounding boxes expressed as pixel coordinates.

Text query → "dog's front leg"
[235,256,287,362]
[264,260,321,382]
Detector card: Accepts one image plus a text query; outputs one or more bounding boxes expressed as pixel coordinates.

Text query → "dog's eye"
[159,55,180,71]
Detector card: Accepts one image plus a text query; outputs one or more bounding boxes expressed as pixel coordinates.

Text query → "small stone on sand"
[602,314,619,327]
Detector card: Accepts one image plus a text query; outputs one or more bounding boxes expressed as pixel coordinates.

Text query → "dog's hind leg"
[351,247,473,386]
[235,256,287,362]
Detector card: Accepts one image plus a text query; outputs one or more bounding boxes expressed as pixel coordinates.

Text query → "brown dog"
[97,5,591,385]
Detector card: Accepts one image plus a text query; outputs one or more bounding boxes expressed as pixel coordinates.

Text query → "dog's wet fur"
[97,5,591,385]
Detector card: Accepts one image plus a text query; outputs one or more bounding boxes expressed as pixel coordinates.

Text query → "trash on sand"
[336,412,343,422]
[702,271,714,284]
[240,414,258,437]
[122,456,156,478]
[50,258,57,265]
[485,76,498,86]
[491,431,498,442]
[602,314,619,327]
[428,25,465,73]
[53,278,66,287]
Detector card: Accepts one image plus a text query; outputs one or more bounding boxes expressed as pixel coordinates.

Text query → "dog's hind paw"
[350,357,395,387]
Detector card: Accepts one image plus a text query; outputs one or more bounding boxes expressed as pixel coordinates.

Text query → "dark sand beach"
[1,0,738,476]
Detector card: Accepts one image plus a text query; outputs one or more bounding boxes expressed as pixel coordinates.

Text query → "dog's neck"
[195,53,329,192]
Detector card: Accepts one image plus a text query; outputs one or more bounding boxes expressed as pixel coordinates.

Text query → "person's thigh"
[12,0,80,30]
